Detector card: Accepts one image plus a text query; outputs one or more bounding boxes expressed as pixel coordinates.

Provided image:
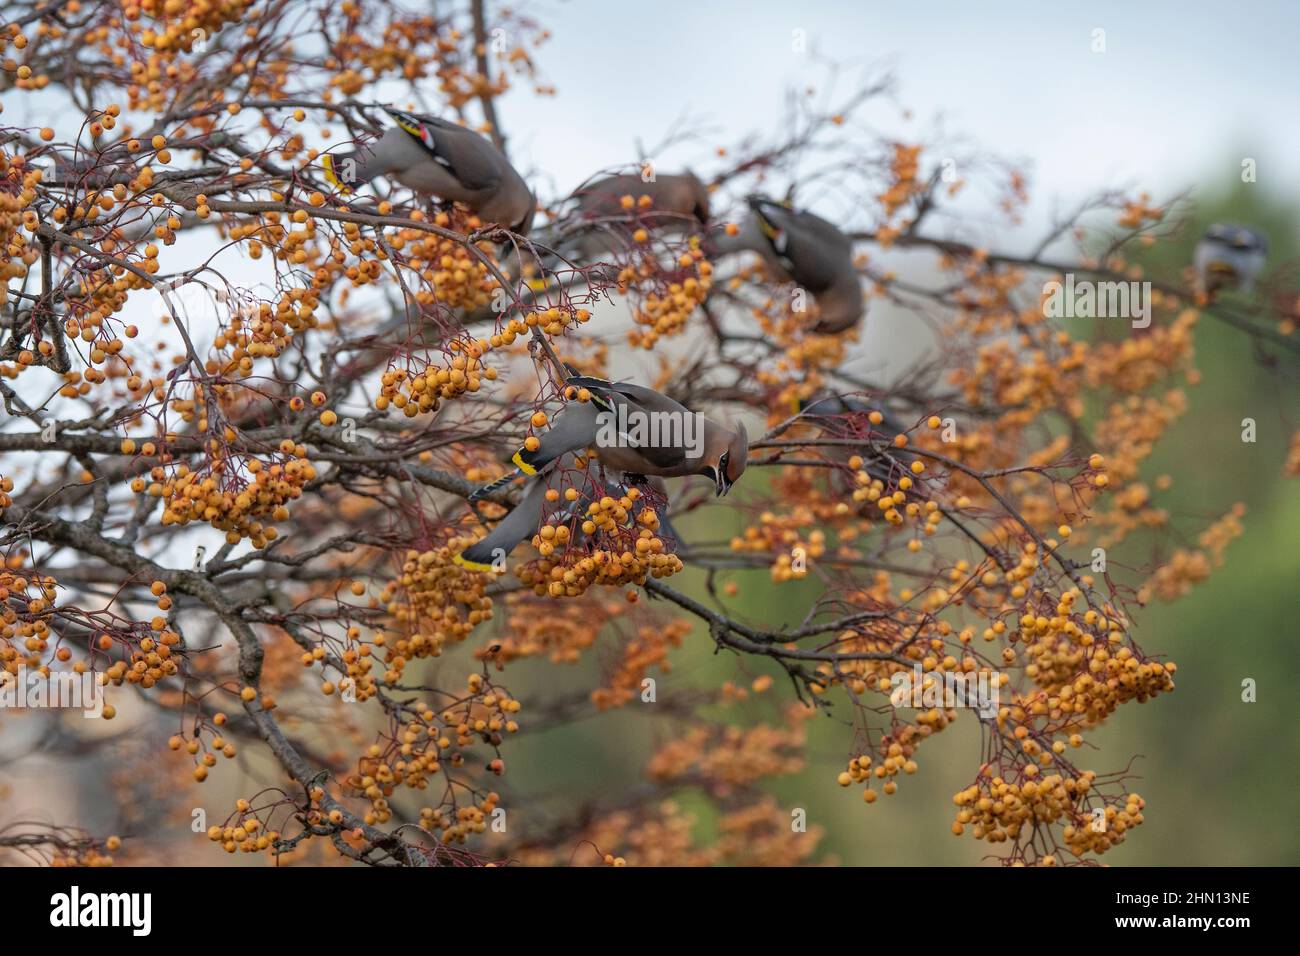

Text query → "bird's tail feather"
[468,467,523,500]
[453,544,499,572]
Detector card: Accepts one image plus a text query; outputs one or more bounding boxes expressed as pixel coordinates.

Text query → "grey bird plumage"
[467,371,748,504]
[456,465,555,571]
[512,374,748,496]
[323,106,534,233]
[566,171,711,256]
[709,195,865,334]
[1193,222,1268,296]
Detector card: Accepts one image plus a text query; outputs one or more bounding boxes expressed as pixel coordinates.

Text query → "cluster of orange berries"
[726,507,832,582]
[100,622,182,698]
[207,288,321,374]
[521,794,820,867]
[0,562,153,725]
[390,211,500,310]
[1091,478,1167,549]
[377,543,495,678]
[349,741,431,827]
[418,793,504,846]
[591,619,690,710]
[1117,192,1166,230]
[515,489,682,597]
[0,154,39,306]
[952,771,1143,859]
[0,23,48,91]
[1087,308,1198,394]
[50,848,116,868]
[168,713,239,783]
[1139,503,1246,603]
[133,443,314,547]
[0,474,12,518]
[299,624,375,701]
[129,0,256,54]
[878,143,924,221]
[476,592,623,665]
[439,674,522,749]
[958,335,1088,431]
[838,716,948,803]
[1015,640,1176,733]
[519,304,594,337]
[648,706,811,787]
[205,799,279,855]
[376,338,497,416]
[1094,390,1187,485]
[1062,793,1146,857]
[343,676,518,829]
[622,238,713,348]
[0,566,58,673]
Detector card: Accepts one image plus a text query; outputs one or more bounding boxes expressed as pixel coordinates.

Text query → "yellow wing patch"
[511,450,538,475]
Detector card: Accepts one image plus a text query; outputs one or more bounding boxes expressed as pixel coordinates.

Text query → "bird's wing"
[564,375,695,470]
[564,375,692,417]
[747,196,853,292]
[383,108,501,190]
[512,401,601,475]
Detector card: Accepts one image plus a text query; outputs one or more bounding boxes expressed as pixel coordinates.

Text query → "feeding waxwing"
[566,170,711,255]
[1194,223,1268,296]
[455,464,683,571]
[322,106,535,233]
[471,371,748,500]
[709,195,865,333]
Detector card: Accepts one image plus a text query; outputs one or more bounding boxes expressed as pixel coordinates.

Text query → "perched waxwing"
[1194,223,1268,296]
[469,371,748,501]
[566,170,711,255]
[322,106,534,233]
[710,195,865,333]
[456,464,683,571]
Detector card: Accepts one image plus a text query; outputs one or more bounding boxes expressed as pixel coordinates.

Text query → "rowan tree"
[0,0,1295,868]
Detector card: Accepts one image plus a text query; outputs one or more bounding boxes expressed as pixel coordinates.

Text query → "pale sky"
[498,0,1296,237]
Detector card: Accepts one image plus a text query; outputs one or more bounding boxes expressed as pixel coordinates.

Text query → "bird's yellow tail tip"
[453,552,496,573]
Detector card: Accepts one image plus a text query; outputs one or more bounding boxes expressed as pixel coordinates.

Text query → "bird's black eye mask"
[716,452,732,496]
